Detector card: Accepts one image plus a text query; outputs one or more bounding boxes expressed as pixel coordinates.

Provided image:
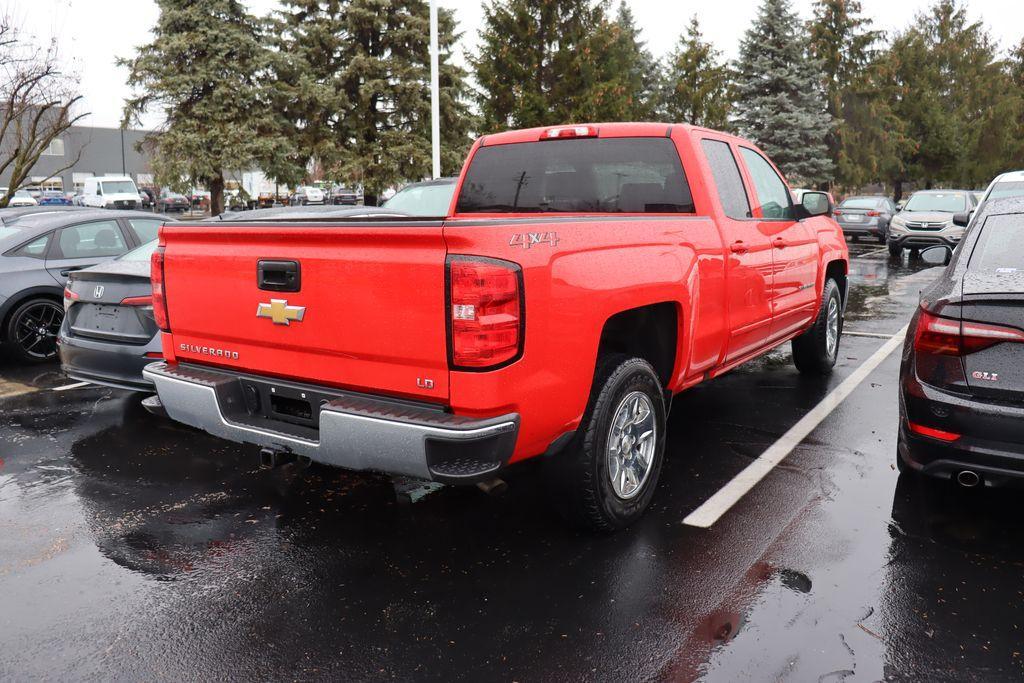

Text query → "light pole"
[429,0,441,179]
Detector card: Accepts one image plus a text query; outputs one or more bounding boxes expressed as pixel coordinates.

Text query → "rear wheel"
[792,279,842,375]
[546,355,667,532]
[4,298,64,363]
[888,241,902,258]
[877,229,887,244]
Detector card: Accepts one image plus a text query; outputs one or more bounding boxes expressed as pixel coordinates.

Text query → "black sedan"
[898,197,1024,487]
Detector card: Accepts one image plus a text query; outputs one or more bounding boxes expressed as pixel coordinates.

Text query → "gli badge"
[972,371,999,382]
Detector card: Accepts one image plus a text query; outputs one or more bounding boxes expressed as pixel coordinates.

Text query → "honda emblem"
[93,285,104,299]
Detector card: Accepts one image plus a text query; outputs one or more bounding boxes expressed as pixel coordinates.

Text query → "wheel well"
[596,302,677,387]
[825,260,848,307]
[1,290,63,341]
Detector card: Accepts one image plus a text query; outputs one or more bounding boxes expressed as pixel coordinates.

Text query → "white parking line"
[51,381,91,392]
[682,325,909,529]
[843,330,901,339]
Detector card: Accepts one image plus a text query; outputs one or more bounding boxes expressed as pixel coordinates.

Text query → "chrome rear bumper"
[143,362,519,482]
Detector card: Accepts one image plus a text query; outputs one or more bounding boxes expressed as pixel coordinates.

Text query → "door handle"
[773,237,789,249]
[729,241,748,254]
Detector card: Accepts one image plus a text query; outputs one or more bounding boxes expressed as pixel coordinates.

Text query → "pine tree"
[885,0,1021,190]
[606,4,660,120]
[808,0,907,189]
[267,0,349,185]
[120,0,293,215]
[733,0,833,185]
[472,0,653,130]
[334,0,474,203]
[661,16,732,129]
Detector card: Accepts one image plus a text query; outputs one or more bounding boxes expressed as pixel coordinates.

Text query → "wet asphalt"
[1,241,1021,681]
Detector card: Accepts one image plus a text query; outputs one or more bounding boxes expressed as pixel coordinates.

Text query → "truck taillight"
[447,256,523,369]
[151,246,170,332]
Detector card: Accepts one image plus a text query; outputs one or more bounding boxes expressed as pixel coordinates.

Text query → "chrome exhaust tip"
[956,470,981,488]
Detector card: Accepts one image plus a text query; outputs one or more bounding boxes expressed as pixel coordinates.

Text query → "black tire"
[792,278,843,375]
[545,355,667,532]
[4,297,64,363]
[877,229,887,245]
[888,241,902,258]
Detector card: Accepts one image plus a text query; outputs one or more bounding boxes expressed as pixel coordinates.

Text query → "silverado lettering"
[145,122,849,531]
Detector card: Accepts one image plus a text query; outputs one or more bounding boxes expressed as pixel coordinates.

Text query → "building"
[1,125,155,194]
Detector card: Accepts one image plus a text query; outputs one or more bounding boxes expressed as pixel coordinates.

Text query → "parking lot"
[0,241,1020,681]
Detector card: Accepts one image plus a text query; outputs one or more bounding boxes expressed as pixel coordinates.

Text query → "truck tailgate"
[161,222,449,401]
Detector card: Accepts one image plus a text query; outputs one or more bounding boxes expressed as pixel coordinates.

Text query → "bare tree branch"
[0,12,89,206]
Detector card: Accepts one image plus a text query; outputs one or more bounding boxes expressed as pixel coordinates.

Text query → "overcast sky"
[11,0,1023,129]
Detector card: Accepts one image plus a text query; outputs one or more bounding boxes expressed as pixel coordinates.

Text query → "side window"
[55,221,128,259]
[10,233,51,259]
[701,139,752,219]
[739,148,794,220]
[127,219,163,244]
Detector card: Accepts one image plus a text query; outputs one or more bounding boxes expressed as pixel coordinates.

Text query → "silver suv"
[887,190,978,257]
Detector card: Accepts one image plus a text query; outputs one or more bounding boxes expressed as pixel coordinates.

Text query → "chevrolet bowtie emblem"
[256,299,306,325]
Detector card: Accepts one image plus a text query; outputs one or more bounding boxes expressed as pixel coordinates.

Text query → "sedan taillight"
[914,309,1024,356]
[151,246,170,332]
[447,256,523,369]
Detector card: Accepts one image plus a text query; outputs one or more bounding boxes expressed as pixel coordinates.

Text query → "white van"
[82,175,140,210]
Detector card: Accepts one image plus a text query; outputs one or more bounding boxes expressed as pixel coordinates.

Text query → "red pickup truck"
[143,123,848,530]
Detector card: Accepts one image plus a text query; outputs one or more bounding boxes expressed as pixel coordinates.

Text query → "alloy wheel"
[13,300,64,360]
[607,391,657,499]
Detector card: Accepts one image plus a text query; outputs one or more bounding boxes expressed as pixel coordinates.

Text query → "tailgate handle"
[257,260,301,292]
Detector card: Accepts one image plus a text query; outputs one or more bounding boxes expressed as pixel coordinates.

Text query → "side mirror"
[920,245,952,267]
[952,212,971,228]
[797,191,831,218]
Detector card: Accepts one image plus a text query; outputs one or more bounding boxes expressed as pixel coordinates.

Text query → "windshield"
[840,197,884,210]
[14,190,31,197]
[100,180,137,194]
[987,181,1024,202]
[384,183,456,216]
[120,240,158,262]
[904,192,967,213]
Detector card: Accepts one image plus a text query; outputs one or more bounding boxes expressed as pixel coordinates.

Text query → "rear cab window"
[456,137,695,214]
[701,139,751,219]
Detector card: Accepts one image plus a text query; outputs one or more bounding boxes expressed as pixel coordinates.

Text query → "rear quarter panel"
[445,215,725,462]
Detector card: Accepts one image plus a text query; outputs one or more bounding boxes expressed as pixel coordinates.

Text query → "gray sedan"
[59,241,162,391]
[0,209,169,362]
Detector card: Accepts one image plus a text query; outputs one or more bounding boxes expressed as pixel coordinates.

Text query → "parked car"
[381,177,457,215]
[833,195,897,244]
[898,197,1024,488]
[157,190,191,213]
[82,176,141,210]
[137,187,156,210]
[142,122,848,531]
[6,189,38,207]
[0,209,166,362]
[329,186,361,205]
[59,239,165,390]
[974,170,1024,214]
[887,189,977,258]
[38,190,72,206]
[290,186,326,206]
